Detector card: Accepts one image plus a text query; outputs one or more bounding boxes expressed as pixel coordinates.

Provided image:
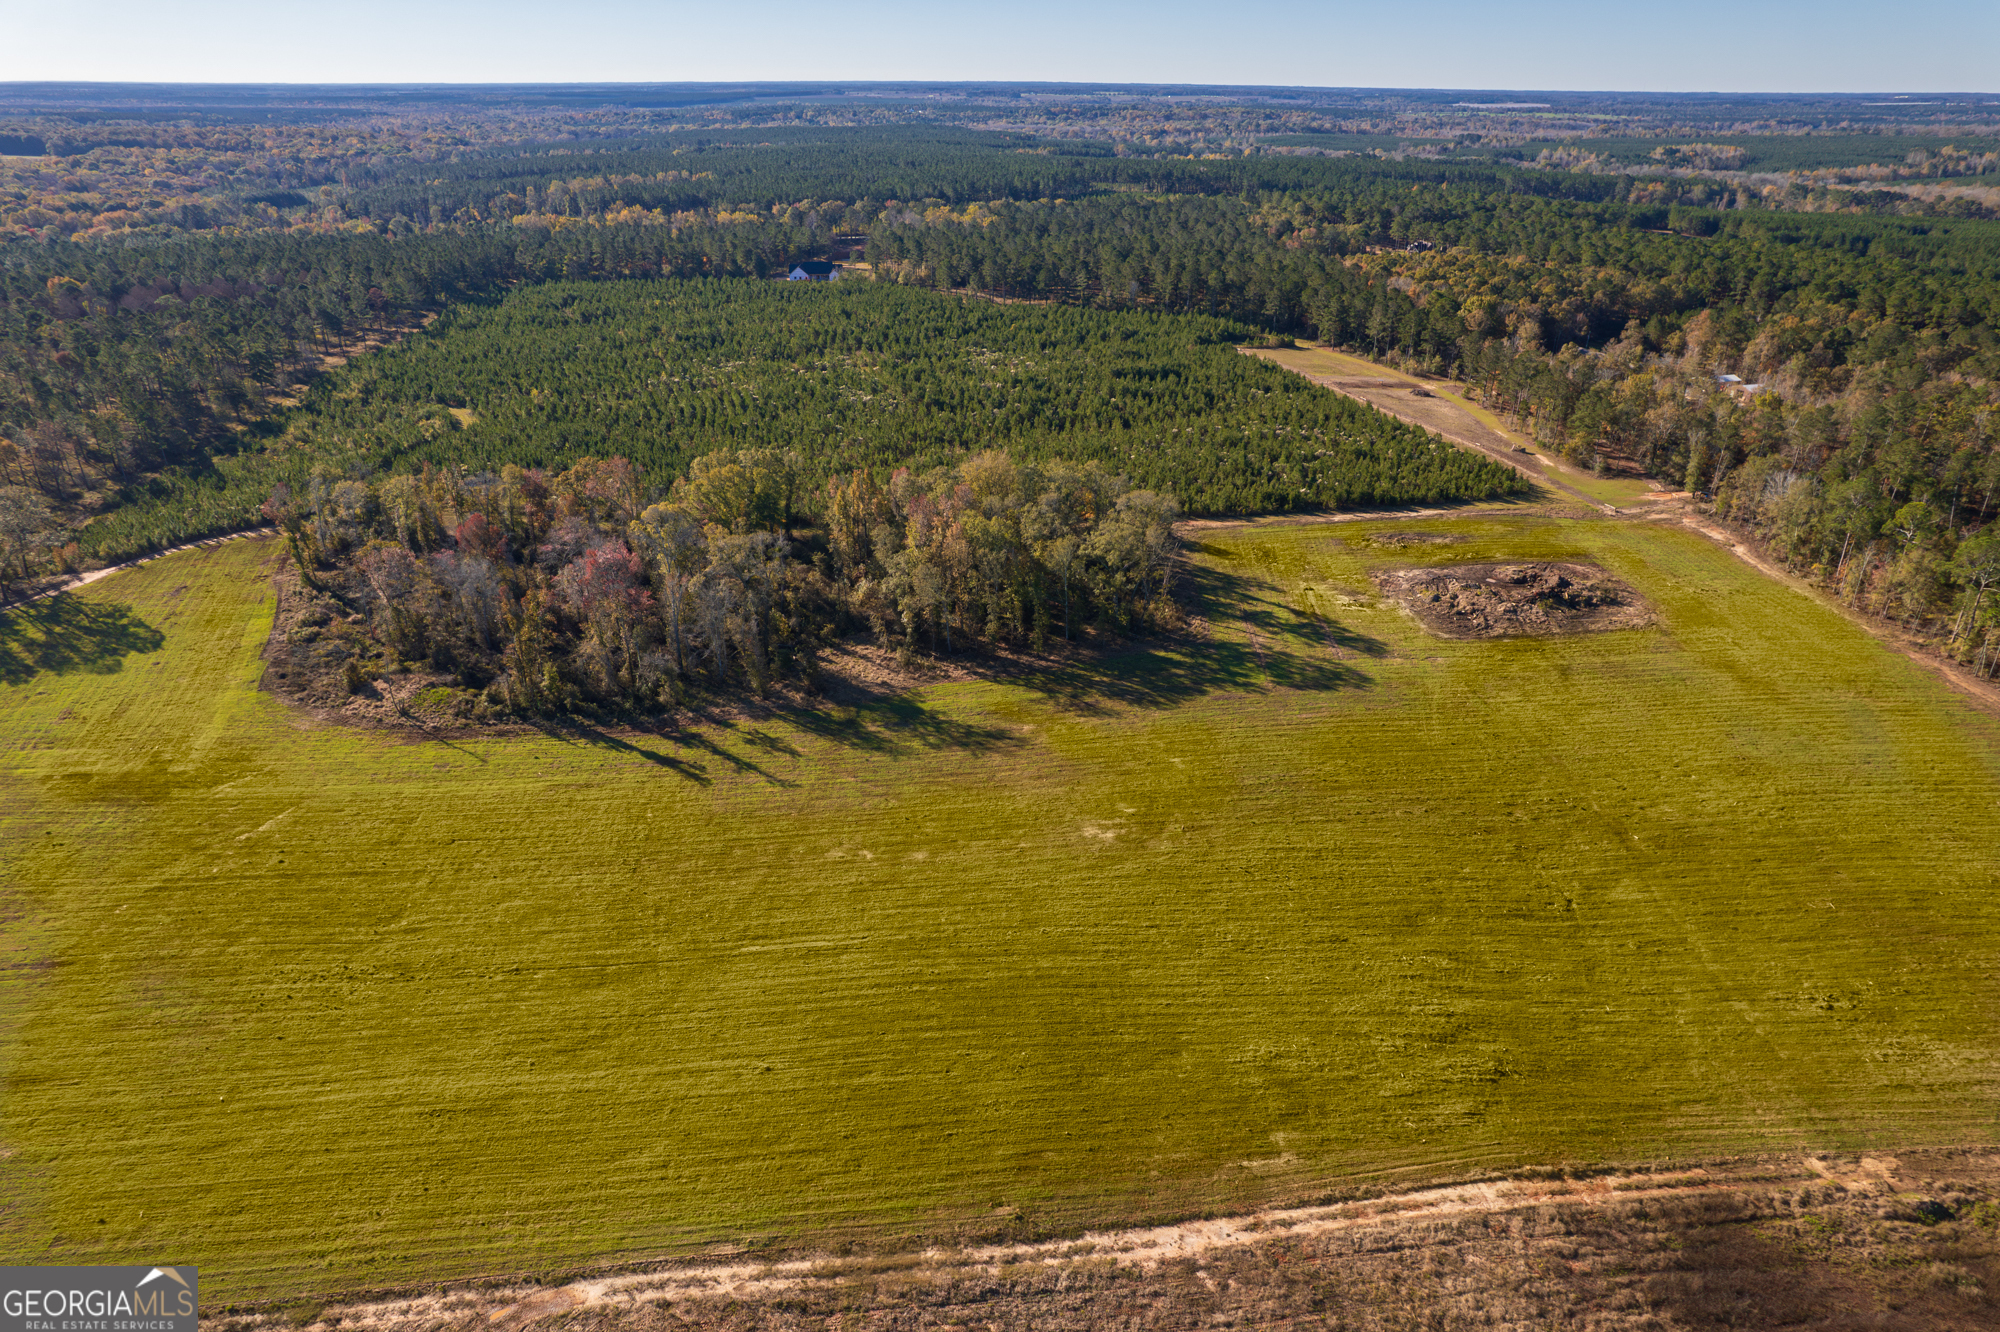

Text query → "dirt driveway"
[1244,345,1652,512]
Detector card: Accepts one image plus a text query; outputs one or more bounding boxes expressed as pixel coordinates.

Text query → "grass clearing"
[3,516,1999,1303]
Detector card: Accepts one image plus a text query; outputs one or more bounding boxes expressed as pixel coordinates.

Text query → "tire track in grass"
[1660,508,2000,718]
[11,518,2000,1306]
[1,526,276,611]
[252,1158,1882,1331]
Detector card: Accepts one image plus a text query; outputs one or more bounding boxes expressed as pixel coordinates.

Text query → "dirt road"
[1,526,274,610]
[1244,345,1647,513]
[1659,507,2000,716]
[226,1150,2000,1332]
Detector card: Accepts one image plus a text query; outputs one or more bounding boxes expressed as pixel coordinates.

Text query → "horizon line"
[0,80,1996,98]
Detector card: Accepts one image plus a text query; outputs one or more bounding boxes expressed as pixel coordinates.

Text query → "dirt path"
[2,526,275,610]
[1177,501,1552,537]
[1244,346,1629,513]
[1659,508,2000,716]
[236,1152,1963,1332]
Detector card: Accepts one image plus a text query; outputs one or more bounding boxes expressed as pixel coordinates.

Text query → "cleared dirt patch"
[1246,346,1661,510]
[1375,560,1654,639]
[220,1151,2000,1332]
[1357,529,1468,549]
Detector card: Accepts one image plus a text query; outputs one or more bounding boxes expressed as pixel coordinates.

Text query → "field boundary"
[1,525,276,610]
[1189,499,2000,720]
[1656,507,2000,716]
[216,1150,1973,1331]
[1245,345,1634,513]
[26,504,1997,723]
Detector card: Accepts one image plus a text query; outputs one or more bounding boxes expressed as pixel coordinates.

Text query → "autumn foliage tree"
[263,446,1179,716]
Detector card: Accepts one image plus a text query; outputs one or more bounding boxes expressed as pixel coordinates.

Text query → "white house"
[788,261,838,281]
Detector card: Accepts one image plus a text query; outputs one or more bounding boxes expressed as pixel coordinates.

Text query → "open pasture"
[3,514,1999,1303]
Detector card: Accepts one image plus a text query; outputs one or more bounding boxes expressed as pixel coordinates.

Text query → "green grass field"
[4,515,2000,1304]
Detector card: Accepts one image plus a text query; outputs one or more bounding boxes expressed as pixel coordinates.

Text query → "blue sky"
[4,0,1995,93]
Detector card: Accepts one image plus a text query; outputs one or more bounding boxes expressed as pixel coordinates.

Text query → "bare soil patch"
[1174,502,1549,537]
[1246,347,1626,512]
[1375,560,1655,639]
[1357,529,1468,549]
[216,1150,2000,1332]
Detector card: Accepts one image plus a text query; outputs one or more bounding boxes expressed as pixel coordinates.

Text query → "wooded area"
[2,117,1997,672]
[266,446,1179,714]
[275,279,1518,509]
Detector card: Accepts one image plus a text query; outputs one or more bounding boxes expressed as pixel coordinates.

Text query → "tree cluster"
[262,447,1181,718]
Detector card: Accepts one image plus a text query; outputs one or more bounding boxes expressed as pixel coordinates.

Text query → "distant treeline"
[0,146,1881,542]
[869,188,2000,356]
[1505,134,2000,176]
[1,224,851,561]
[333,127,1635,224]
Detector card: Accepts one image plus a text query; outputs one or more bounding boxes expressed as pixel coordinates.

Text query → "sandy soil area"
[1244,346,1628,513]
[213,1150,2000,1332]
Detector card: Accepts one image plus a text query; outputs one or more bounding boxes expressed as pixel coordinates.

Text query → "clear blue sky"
[5,0,1996,93]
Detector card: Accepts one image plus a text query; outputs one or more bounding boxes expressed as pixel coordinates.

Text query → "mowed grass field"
[3,515,2000,1303]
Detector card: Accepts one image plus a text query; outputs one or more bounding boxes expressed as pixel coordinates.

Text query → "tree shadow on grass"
[1017,561,1385,716]
[512,688,1019,780]
[496,556,1376,766]
[778,689,1025,758]
[1314,618,1393,657]
[524,718,719,785]
[0,595,166,686]
[661,715,802,785]
[1209,558,1393,658]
